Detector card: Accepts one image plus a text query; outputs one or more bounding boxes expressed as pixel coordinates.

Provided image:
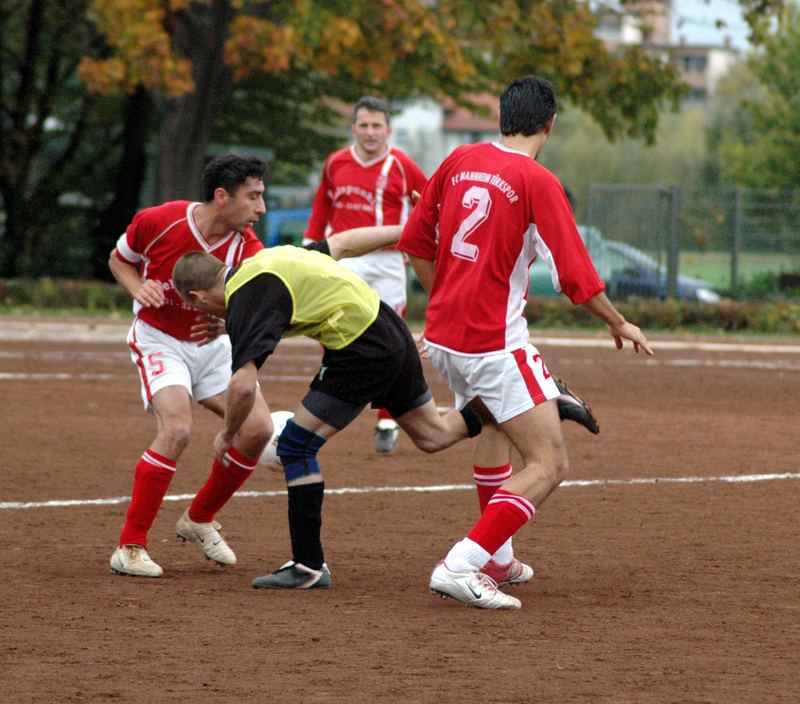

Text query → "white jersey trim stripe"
[187,202,239,253]
[374,154,395,226]
[530,223,562,294]
[115,233,141,263]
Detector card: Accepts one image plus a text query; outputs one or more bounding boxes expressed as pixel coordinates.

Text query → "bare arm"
[213,361,258,458]
[325,225,402,261]
[408,255,436,293]
[108,249,165,308]
[581,291,654,355]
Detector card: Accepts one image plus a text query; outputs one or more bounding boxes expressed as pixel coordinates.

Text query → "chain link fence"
[265,183,800,301]
[586,184,800,300]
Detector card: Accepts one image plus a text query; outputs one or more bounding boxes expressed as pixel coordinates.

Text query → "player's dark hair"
[499,76,557,137]
[352,96,391,124]
[202,153,267,202]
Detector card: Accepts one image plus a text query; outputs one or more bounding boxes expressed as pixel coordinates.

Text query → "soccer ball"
[260,410,294,469]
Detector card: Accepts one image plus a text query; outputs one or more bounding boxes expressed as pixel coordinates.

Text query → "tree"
[714,3,800,189]
[79,0,689,206]
[0,0,115,277]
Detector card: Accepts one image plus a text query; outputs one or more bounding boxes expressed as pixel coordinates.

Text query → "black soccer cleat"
[554,377,600,435]
[251,560,332,589]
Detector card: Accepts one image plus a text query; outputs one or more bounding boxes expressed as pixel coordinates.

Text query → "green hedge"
[409,290,800,335]
[1,278,799,334]
[0,277,131,314]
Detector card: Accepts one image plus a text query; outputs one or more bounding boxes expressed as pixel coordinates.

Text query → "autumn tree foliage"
[2,0,789,278]
[78,0,687,203]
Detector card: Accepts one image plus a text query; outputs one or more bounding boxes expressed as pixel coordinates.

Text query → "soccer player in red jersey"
[399,76,654,609]
[108,154,272,578]
[304,96,427,453]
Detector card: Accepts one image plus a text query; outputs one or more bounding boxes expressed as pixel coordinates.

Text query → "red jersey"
[399,142,604,354]
[304,146,427,245]
[114,201,263,341]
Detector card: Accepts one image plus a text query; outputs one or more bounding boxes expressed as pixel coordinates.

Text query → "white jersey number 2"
[450,186,492,262]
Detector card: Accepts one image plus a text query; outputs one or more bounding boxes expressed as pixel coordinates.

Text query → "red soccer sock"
[466,489,536,557]
[376,408,394,422]
[188,448,258,523]
[118,450,176,548]
[473,463,513,513]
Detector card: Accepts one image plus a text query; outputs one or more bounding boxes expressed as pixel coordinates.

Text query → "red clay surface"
[1,316,799,703]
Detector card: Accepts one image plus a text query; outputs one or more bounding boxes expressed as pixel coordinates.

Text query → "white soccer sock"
[444,537,491,572]
[491,537,514,565]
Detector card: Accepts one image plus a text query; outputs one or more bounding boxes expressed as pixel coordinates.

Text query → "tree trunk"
[89,86,153,280]
[0,194,25,278]
[155,0,236,202]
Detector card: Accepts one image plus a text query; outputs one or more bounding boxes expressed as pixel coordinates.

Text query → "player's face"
[352,108,391,160]
[221,176,266,233]
[180,285,226,318]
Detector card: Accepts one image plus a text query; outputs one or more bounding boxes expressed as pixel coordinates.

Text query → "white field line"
[3,353,800,382]
[2,471,798,511]
[2,319,800,354]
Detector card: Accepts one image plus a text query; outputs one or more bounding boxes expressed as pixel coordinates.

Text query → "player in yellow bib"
[172,226,484,589]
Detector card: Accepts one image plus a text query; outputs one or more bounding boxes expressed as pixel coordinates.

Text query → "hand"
[213,430,233,460]
[191,314,226,346]
[414,330,429,358]
[609,321,654,356]
[134,279,165,308]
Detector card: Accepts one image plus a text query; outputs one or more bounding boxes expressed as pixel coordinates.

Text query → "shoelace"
[472,572,500,592]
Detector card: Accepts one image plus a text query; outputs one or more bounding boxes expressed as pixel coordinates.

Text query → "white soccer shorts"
[425,342,560,424]
[338,249,407,316]
[127,319,232,412]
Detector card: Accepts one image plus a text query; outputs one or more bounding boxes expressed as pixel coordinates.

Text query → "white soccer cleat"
[110,545,163,578]
[480,558,535,586]
[176,509,237,565]
[429,561,521,610]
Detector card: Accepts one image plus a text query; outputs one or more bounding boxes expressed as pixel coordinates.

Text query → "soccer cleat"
[375,419,400,453]
[555,376,600,434]
[176,509,236,565]
[429,561,521,610]
[110,545,163,578]
[251,560,332,589]
[480,558,535,586]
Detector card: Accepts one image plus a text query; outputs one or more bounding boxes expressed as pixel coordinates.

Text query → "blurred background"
[1,0,798,316]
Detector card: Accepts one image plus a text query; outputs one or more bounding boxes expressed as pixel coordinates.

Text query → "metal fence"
[586,184,800,300]
[266,183,800,301]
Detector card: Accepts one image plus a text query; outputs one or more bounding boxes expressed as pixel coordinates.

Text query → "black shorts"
[304,302,431,428]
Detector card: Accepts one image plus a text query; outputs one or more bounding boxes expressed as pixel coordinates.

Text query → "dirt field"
[1,316,799,703]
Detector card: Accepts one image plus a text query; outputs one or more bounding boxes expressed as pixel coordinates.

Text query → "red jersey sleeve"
[397,151,428,197]
[304,158,334,242]
[398,148,457,260]
[531,171,604,304]
[115,206,163,266]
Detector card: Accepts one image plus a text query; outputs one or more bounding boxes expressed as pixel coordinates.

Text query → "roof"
[441,95,499,133]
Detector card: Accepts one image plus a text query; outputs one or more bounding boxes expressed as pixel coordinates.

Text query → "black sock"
[287,481,325,569]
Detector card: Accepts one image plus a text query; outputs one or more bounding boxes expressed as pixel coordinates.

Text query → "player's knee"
[546,453,570,488]
[276,420,327,483]
[238,410,272,457]
[553,454,570,485]
[411,434,444,454]
[161,419,193,454]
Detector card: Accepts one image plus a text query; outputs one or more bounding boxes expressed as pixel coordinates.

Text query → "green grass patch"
[679,251,800,289]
